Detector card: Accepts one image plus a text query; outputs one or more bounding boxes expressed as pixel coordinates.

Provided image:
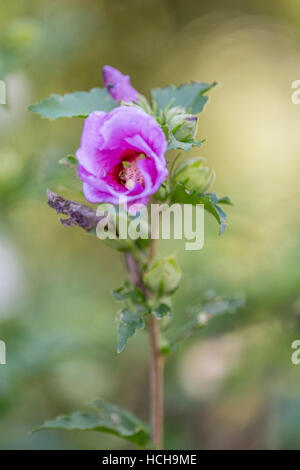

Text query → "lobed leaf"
[171,183,232,235]
[152,303,172,319]
[112,282,150,353]
[189,293,245,319]
[33,398,150,447]
[172,293,245,347]
[29,88,116,120]
[151,82,217,115]
[112,281,146,304]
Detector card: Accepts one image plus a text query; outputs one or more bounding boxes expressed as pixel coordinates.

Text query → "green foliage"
[152,82,216,151]
[112,282,150,353]
[112,281,145,304]
[167,129,204,152]
[171,292,245,347]
[33,398,150,447]
[151,82,217,115]
[152,303,172,319]
[155,116,203,152]
[171,182,232,235]
[28,88,116,120]
[165,104,198,143]
[117,307,148,354]
[190,291,245,318]
[59,155,78,168]
[153,181,169,202]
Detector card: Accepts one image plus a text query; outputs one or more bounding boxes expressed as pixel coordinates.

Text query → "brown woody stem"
[148,310,164,449]
[124,236,164,450]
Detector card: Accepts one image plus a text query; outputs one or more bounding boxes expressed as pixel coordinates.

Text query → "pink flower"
[103,65,139,103]
[76,106,168,207]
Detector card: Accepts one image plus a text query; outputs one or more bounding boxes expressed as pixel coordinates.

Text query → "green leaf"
[28,88,116,120]
[112,281,146,305]
[59,155,78,169]
[189,292,245,319]
[200,193,228,235]
[171,184,232,235]
[215,195,233,205]
[151,82,217,114]
[161,123,203,152]
[152,303,172,319]
[118,305,148,353]
[171,293,244,347]
[167,130,204,152]
[112,282,149,353]
[33,399,150,448]
[153,181,169,202]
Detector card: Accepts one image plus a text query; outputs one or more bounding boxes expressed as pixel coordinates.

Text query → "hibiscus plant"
[29,66,242,449]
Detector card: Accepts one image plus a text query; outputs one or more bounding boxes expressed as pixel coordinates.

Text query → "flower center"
[119,156,145,190]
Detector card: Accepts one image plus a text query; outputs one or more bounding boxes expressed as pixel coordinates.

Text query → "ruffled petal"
[76,106,168,207]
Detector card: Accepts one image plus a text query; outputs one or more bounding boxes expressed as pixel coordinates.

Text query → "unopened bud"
[172,157,215,193]
[166,106,198,141]
[143,255,182,296]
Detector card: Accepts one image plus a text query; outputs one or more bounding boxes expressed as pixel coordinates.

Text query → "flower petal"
[103,65,139,103]
[77,106,168,207]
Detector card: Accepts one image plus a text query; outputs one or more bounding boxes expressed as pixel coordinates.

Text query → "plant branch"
[48,189,165,449]
[148,301,164,449]
[47,189,101,231]
[147,235,164,450]
[124,235,164,450]
[124,251,147,296]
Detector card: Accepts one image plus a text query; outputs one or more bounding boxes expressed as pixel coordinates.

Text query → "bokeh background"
[1,0,300,450]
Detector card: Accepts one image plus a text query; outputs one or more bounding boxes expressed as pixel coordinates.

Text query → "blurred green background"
[1,0,300,450]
